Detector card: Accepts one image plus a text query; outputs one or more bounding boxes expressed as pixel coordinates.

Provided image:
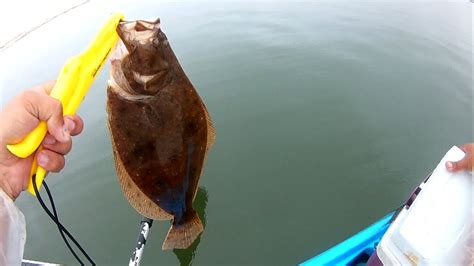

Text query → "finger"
[42,133,72,155]
[0,90,64,144]
[445,155,473,172]
[64,115,84,136]
[19,90,69,143]
[30,80,56,95]
[459,143,473,154]
[37,149,65,173]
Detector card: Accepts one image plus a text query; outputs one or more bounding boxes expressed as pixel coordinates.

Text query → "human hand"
[0,81,84,200]
[445,143,473,172]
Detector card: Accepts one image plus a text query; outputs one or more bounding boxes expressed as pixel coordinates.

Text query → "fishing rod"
[129,217,154,266]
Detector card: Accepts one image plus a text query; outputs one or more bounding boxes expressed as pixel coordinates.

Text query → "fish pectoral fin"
[162,211,203,250]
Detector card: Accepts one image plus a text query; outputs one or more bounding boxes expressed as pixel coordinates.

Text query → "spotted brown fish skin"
[106,19,214,249]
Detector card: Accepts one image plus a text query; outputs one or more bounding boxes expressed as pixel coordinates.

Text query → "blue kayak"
[300,212,394,266]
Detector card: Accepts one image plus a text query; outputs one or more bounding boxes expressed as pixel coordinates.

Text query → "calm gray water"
[1,1,472,265]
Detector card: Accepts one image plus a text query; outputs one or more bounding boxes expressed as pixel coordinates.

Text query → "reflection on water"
[173,187,208,266]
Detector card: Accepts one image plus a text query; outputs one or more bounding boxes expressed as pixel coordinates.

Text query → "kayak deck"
[300,212,394,266]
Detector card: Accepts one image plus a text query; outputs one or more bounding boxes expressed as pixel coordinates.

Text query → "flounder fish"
[106,18,215,250]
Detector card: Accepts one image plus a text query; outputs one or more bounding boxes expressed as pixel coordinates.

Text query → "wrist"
[0,169,18,200]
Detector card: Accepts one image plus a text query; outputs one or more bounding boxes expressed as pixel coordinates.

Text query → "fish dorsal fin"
[190,102,215,201]
[202,103,216,152]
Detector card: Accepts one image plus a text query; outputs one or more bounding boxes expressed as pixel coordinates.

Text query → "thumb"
[446,154,473,172]
[25,91,70,143]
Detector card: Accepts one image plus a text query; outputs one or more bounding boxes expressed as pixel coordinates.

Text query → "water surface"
[1,1,472,265]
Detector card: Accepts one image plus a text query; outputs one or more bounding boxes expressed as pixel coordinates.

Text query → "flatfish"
[106,19,215,250]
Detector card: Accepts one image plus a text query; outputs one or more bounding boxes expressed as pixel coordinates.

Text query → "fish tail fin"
[162,211,203,250]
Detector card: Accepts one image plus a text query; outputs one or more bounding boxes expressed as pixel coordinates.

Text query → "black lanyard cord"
[32,174,96,265]
[42,180,83,265]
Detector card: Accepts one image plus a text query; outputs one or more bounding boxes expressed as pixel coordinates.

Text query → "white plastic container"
[378,146,473,265]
